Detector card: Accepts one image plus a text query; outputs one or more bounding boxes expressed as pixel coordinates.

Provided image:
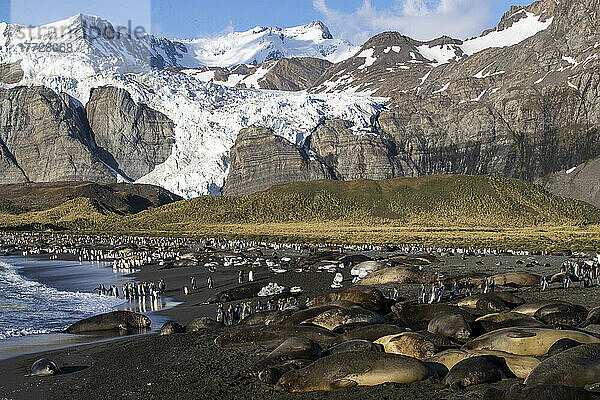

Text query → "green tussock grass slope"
[119,175,600,231]
[1,175,600,250]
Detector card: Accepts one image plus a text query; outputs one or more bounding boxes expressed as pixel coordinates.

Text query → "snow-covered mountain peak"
[180,21,357,67]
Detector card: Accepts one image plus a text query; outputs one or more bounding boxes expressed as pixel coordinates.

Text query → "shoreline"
[0,254,178,361]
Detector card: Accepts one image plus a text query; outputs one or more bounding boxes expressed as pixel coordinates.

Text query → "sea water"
[0,257,130,340]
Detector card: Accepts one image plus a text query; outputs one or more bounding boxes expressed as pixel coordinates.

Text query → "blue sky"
[4,0,532,44]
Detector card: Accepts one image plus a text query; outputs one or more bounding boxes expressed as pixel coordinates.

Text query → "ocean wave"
[0,260,126,340]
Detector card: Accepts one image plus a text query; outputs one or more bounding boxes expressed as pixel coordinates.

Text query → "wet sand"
[1,251,599,400]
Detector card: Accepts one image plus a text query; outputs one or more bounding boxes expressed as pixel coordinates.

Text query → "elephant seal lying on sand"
[275,352,431,392]
[443,355,515,388]
[31,358,61,376]
[66,311,151,334]
[462,327,600,356]
[525,343,600,387]
[214,325,336,348]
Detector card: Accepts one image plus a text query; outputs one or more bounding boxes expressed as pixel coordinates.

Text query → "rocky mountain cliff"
[223,0,600,198]
[0,85,176,185]
[1,0,599,204]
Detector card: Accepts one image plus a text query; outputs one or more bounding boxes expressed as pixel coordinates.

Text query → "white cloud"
[313,0,495,45]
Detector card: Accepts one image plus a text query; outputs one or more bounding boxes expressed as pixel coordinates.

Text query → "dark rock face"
[239,58,333,91]
[0,86,113,184]
[309,119,398,181]
[539,158,600,208]
[0,62,24,84]
[222,126,332,196]
[0,181,182,214]
[86,86,175,181]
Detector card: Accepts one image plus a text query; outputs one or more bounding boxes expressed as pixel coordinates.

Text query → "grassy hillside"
[1,175,600,250]
[121,175,600,230]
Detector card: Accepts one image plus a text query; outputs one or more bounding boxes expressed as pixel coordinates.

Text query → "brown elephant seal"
[258,359,315,384]
[475,312,531,323]
[491,272,540,287]
[275,305,342,326]
[206,282,277,304]
[185,317,223,332]
[391,303,475,323]
[324,340,383,356]
[525,343,600,387]
[456,292,524,309]
[534,304,588,319]
[376,332,436,360]
[512,301,573,317]
[159,321,185,335]
[462,327,600,356]
[443,355,515,388]
[302,307,385,331]
[66,311,151,334]
[427,314,472,341]
[503,383,600,400]
[539,311,588,328]
[241,337,321,381]
[331,324,406,344]
[275,352,431,392]
[214,325,336,348]
[357,266,437,286]
[426,349,539,379]
[476,297,510,313]
[477,317,546,333]
[416,330,463,348]
[307,287,386,314]
[546,338,583,357]
[580,306,600,328]
[239,310,281,326]
[267,336,323,360]
[31,358,61,376]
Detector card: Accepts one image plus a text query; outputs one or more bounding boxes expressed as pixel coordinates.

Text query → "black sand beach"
[1,249,600,400]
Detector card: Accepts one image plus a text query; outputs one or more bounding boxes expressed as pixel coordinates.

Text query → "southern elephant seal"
[491,272,540,287]
[534,303,588,319]
[302,307,385,331]
[525,343,600,387]
[267,336,323,360]
[475,312,532,323]
[206,282,276,304]
[214,325,336,348]
[357,266,436,286]
[307,287,387,314]
[242,337,322,381]
[66,311,151,334]
[539,311,588,328]
[159,321,185,335]
[503,383,600,400]
[546,338,583,357]
[391,303,475,323]
[428,314,472,341]
[331,324,406,344]
[258,359,315,385]
[324,340,383,355]
[375,332,436,360]
[443,355,515,388]
[426,349,540,379]
[31,358,61,376]
[580,306,600,328]
[512,301,573,317]
[462,327,600,356]
[476,297,510,313]
[185,317,223,332]
[456,292,523,309]
[275,352,431,392]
